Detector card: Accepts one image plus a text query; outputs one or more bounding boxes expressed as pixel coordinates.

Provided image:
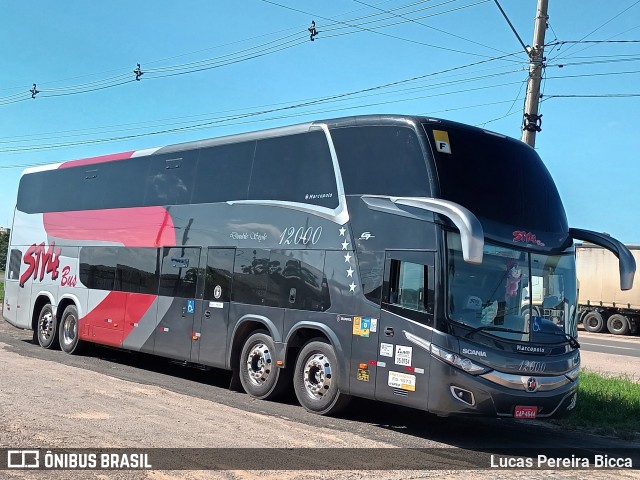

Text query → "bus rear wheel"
[582,311,604,333]
[37,304,59,349]
[607,314,630,336]
[59,305,85,354]
[293,339,350,415]
[239,331,289,400]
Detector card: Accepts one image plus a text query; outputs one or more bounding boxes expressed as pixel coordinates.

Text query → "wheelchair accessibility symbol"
[186,300,195,314]
[532,316,542,332]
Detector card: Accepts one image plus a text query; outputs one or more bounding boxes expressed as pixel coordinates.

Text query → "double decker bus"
[3,114,635,418]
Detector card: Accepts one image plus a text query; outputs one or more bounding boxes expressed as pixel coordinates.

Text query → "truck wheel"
[59,305,85,354]
[37,304,60,349]
[607,314,630,335]
[239,331,289,400]
[293,339,351,415]
[582,311,604,333]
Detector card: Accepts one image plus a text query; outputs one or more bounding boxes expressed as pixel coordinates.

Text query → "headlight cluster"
[431,345,490,375]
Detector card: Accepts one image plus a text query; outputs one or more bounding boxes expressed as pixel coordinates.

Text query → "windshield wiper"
[464,325,581,349]
[465,325,528,339]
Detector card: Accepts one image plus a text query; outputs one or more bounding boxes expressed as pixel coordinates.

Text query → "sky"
[0,0,639,243]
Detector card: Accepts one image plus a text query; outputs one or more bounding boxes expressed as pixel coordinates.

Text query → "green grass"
[555,371,640,439]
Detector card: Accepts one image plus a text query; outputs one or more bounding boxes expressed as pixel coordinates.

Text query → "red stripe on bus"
[59,151,136,169]
[43,207,176,247]
[122,293,157,341]
[80,292,156,347]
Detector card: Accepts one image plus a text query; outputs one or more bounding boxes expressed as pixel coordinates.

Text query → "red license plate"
[514,406,538,419]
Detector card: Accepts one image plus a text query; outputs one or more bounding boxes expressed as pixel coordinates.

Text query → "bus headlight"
[431,345,490,375]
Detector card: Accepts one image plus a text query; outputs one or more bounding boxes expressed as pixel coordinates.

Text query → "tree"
[0,230,9,271]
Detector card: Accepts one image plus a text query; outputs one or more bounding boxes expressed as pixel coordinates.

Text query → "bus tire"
[239,331,289,400]
[59,305,85,354]
[36,303,59,349]
[293,339,351,415]
[607,314,630,336]
[582,311,604,333]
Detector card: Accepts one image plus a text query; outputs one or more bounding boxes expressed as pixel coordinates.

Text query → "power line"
[491,0,529,55]
[543,93,640,98]
[351,0,511,54]
[0,0,513,106]
[0,52,524,158]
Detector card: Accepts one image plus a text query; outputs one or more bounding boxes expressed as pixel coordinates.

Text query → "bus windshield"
[446,232,577,342]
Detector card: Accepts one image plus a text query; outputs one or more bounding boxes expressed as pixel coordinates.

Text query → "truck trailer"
[577,244,640,335]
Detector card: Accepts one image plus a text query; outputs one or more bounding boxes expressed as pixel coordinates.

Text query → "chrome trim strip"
[403,330,432,352]
[224,123,350,225]
[482,370,571,392]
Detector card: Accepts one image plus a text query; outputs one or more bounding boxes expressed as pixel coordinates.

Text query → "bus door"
[153,247,202,361]
[375,251,435,409]
[193,248,235,368]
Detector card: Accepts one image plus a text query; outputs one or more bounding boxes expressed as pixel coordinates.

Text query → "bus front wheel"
[293,339,350,415]
[59,305,85,354]
[239,331,289,400]
[37,304,59,349]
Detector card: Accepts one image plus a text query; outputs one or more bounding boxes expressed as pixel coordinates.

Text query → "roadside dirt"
[1,335,639,480]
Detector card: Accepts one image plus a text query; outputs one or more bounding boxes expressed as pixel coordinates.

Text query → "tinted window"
[103,157,150,209]
[427,125,567,232]
[331,126,430,196]
[232,248,271,305]
[268,250,330,311]
[249,132,338,208]
[193,142,255,204]
[79,247,117,290]
[159,247,200,298]
[204,248,235,302]
[145,153,198,207]
[17,169,77,213]
[115,248,159,295]
[8,249,22,281]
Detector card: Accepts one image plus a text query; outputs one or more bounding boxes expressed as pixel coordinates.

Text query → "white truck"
[577,244,640,335]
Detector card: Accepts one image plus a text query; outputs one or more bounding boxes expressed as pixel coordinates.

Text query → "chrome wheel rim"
[245,343,272,387]
[62,314,77,346]
[39,311,54,341]
[302,353,332,400]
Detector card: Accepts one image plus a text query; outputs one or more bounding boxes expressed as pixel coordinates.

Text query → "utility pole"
[521,0,549,148]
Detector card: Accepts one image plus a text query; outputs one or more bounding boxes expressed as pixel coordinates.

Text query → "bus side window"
[387,259,430,314]
[8,249,22,281]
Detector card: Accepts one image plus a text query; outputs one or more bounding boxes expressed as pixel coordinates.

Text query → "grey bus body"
[3,114,635,418]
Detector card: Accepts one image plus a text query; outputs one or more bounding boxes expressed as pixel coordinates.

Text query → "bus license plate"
[514,406,538,419]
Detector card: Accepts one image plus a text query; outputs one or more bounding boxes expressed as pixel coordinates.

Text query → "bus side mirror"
[570,228,636,290]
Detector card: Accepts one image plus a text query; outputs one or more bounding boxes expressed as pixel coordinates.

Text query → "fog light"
[566,392,577,411]
[450,386,475,406]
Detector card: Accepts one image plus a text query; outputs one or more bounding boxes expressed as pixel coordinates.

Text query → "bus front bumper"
[427,358,579,418]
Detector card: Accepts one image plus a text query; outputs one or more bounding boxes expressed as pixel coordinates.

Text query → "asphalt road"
[0,320,636,456]
[578,330,640,358]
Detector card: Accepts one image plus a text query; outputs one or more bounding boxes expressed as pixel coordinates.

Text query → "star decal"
[346,267,354,277]
[349,282,357,292]
[341,241,349,250]
[339,227,346,237]
[344,253,352,263]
